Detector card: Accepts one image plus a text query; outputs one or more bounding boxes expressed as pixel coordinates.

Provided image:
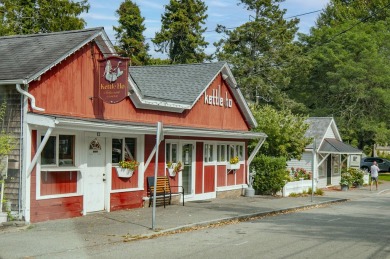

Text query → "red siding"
[110,191,143,211]
[30,130,83,222]
[195,142,203,194]
[111,167,138,190]
[40,171,77,195]
[204,166,215,193]
[28,44,250,131]
[227,169,236,186]
[217,165,226,187]
[30,196,83,222]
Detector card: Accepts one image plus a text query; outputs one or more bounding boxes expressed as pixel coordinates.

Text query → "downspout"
[15,84,45,112]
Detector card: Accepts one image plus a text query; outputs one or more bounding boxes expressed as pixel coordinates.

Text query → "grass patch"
[379,174,390,182]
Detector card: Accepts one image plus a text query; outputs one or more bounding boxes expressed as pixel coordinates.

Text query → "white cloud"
[82,13,117,21]
[137,0,166,10]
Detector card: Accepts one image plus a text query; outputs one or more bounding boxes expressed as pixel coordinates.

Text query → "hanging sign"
[98,56,129,104]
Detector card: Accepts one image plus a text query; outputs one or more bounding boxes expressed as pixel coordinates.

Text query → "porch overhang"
[317,138,362,155]
[26,113,266,140]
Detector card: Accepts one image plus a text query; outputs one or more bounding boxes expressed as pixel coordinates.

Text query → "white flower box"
[115,167,134,178]
[226,163,240,170]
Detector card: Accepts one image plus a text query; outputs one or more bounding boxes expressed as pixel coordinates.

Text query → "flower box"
[166,161,182,177]
[226,163,240,170]
[167,168,176,177]
[115,167,134,178]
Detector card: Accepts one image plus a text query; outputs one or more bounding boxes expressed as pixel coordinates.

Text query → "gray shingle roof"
[319,138,362,154]
[305,117,334,148]
[0,27,109,83]
[129,62,226,104]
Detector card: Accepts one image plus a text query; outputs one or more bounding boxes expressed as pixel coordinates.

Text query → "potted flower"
[166,161,183,177]
[116,159,139,178]
[340,171,352,191]
[227,156,240,170]
[350,168,364,188]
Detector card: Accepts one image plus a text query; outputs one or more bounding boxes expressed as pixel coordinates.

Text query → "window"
[332,154,341,175]
[166,143,178,163]
[204,144,214,162]
[112,138,136,163]
[41,135,75,167]
[227,144,244,161]
[318,155,326,178]
[217,145,226,162]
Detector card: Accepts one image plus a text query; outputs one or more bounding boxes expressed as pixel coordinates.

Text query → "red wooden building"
[0,28,266,223]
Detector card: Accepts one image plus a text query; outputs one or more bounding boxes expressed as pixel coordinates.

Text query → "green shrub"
[341,167,364,187]
[348,168,364,186]
[315,188,324,195]
[251,155,289,195]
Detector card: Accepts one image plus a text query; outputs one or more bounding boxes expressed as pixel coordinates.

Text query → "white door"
[181,143,195,197]
[85,137,106,212]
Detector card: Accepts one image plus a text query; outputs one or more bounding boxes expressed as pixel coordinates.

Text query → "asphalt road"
[41,191,390,259]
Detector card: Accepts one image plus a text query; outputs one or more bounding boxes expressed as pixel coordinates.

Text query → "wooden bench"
[147,176,184,208]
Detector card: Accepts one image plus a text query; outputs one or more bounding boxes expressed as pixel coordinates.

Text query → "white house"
[287,117,362,189]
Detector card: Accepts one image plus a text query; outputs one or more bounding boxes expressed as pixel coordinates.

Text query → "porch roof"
[318,138,362,155]
[26,113,266,140]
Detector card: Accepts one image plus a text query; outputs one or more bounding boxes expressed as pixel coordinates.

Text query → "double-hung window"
[204,143,214,163]
[166,143,178,163]
[112,138,137,164]
[41,135,75,167]
[217,144,226,162]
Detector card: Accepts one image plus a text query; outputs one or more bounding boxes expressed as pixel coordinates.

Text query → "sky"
[81,0,330,58]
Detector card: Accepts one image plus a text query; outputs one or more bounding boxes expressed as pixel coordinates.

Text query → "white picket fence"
[280,178,314,197]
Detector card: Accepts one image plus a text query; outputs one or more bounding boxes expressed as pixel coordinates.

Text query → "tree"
[114,0,150,66]
[215,0,307,111]
[251,105,311,160]
[0,0,89,36]
[0,99,16,162]
[152,0,209,64]
[316,0,390,28]
[294,1,390,151]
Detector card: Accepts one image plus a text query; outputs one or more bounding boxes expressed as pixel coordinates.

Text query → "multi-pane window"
[112,138,136,163]
[204,144,214,162]
[217,144,226,162]
[217,144,244,162]
[41,135,75,167]
[166,143,178,163]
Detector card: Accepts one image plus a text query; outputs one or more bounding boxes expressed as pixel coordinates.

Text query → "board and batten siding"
[28,43,250,132]
[324,125,336,139]
[287,152,313,173]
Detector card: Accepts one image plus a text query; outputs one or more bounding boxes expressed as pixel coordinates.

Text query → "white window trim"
[36,130,82,199]
[110,134,144,191]
[204,142,216,165]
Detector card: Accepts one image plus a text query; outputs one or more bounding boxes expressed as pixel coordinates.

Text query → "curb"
[140,198,349,239]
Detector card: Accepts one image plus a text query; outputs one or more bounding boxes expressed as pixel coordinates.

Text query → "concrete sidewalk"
[0,182,389,259]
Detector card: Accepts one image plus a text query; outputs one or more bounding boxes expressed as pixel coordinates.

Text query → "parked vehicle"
[360,157,390,172]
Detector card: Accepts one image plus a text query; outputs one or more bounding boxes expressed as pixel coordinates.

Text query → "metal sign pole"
[311,139,316,202]
[152,122,163,230]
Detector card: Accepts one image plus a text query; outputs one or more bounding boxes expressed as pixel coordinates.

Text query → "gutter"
[16,84,45,112]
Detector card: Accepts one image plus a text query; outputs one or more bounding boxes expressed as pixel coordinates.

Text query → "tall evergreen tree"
[215,0,306,111]
[294,0,390,152]
[0,0,89,36]
[152,0,209,64]
[114,0,150,66]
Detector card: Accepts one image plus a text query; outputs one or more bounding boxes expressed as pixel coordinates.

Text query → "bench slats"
[147,176,184,208]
